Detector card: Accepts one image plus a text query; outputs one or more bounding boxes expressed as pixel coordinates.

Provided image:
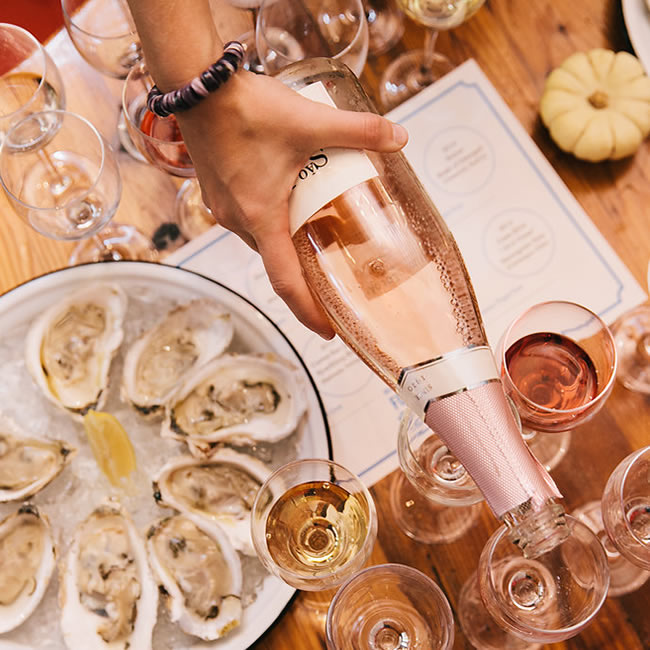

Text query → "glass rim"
[500,299,618,416]
[61,1,138,41]
[0,23,48,121]
[615,446,650,539]
[325,562,455,647]
[250,456,377,585]
[0,110,111,212]
[481,515,609,638]
[256,0,367,64]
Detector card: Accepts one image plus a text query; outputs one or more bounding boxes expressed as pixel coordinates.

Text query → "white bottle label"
[398,346,500,419]
[288,82,379,236]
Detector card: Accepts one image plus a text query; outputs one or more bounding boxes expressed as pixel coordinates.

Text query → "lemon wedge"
[83,410,137,487]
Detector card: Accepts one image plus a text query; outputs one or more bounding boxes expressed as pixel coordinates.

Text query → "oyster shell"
[0,415,75,502]
[121,298,234,418]
[0,504,56,634]
[146,512,242,641]
[161,353,307,451]
[24,283,127,419]
[59,501,158,650]
[153,448,271,556]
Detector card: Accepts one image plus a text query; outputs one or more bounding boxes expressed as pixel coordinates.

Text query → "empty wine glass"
[0,23,66,143]
[0,109,154,263]
[498,300,617,472]
[574,445,650,596]
[459,514,609,649]
[379,0,485,110]
[250,458,377,602]
[363,0,404,57]
[256,0,369,77]
[391,409,484,544]
[612,305,650,394]
[122,61,216,240]
[326,563,454,650]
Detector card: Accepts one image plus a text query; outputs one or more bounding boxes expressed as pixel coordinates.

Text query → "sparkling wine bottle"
[277,58,564,551]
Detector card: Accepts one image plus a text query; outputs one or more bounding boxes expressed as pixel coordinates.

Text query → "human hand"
[175,71,408,339]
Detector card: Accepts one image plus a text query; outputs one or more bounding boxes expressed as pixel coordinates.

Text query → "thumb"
[308,107,409,153]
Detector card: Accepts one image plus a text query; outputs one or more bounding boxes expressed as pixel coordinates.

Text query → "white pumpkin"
[540,49,650,161]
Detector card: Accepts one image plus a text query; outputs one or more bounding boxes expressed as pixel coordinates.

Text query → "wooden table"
[1,1,649,648]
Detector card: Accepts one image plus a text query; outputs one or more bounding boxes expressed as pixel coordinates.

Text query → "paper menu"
[166,59,645,488]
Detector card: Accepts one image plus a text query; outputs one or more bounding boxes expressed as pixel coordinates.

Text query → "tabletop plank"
[1,1,649,649]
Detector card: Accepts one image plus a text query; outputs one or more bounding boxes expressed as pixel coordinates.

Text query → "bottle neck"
[502,498,569,558]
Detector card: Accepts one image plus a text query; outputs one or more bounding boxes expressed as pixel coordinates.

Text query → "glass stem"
[421,29,440,76]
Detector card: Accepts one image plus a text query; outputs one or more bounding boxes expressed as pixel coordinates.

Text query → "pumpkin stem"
[588,90,609,109]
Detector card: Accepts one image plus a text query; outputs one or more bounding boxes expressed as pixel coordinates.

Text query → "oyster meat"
[161,353,307,451]
[59,501,158,650]
[24,283,127,419]
[146,512,242,641]
[0,415,75,502]
[0,504,56,634]
[153,448,271,555]
[121,298,234,418]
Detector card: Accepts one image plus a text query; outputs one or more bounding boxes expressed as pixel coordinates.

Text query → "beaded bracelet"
[146,41,245,118]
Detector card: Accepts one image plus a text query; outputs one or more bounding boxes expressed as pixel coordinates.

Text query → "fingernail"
[392,123,408,146]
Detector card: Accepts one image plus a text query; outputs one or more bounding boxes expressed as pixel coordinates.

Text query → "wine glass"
[0,23,66,143]
[574,445,650,596]
[326,563,455,649]
[255,0,369,77]
[498,300,617,473]
[250,458,377,610]
[0,109,153,263]
[459,514,610,649]
[379,0,485,110]
[612,305,650,394]
[122,61,217,241]
[391,408,484,544]
[363,0,404,57]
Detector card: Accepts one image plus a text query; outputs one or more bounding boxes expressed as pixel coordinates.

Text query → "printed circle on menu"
[484,208,555,277]
[423,126,495,194]
[301,336,372,398]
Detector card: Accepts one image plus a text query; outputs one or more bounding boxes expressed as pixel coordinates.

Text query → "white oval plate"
[0,261,331,650]
[622,0,650,74]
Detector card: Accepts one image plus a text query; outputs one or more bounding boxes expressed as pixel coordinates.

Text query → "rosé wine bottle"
[278,58,564,554]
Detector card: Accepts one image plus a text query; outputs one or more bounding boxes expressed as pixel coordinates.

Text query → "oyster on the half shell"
[153,448,271,556]
[146,512,242,641]
[24,283,127,419]
[59,501,158,650]
[0,504,56,634]
[0,415,75,502]
[121,298,234,418]
[161,353,307,453]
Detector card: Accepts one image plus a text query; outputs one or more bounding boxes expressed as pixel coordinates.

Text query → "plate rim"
[0,259,333,650]
[622,0,650,74]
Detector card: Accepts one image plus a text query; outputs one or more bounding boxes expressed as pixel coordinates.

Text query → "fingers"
[301,105,409,153]
[254,224,335,340]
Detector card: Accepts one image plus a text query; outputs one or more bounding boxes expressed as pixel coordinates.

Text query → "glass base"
[68,222,158,265]
[379,49,454,111]
[522,429,571,473]
[389,471,482,544]
[612,306,650,394]
[175,179,217,240]
[573,500,650,597]
[459,570,541,650]
[365,1,404,57]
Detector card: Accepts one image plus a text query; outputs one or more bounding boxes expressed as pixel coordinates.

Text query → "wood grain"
[1,1,649,649]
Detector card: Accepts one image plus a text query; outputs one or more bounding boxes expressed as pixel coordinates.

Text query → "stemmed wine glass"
[122,61,217,241]
[459,514,610,649]
[573,446,650,596]
[379,0,485,110]
[0,109,147,263]
[391,409,484,544]
[255,0,369,77]
[0,23,66,143]
[363,0,404,57]
[326,563,455,649]
[498,300,617,473]
[250,458,377,610]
